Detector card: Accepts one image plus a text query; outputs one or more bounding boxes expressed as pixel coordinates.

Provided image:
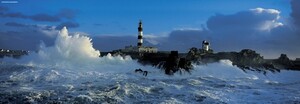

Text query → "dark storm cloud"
[30,14,61,22]
[55,22,80,30]
[0,7,78,51]
[4,22,56,30]
[203,8,282,52]
[207,8,281,36]
[0,12,27,18]
[5,22,26,27]
[0,21,57,50]
[0,6,76,22]
[290,0,300,28]
[0,29,57,51]
[0,12,59,22]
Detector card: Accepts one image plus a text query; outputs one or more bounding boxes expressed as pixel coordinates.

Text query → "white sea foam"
[1,27,143,72]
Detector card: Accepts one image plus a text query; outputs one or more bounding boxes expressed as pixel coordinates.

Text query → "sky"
[0,0,299,59]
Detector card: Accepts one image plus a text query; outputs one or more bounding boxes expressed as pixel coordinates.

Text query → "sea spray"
[37,26,101,66]
[2,27,143,71]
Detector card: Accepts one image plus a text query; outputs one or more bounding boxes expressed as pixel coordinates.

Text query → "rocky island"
[101,47,300,75]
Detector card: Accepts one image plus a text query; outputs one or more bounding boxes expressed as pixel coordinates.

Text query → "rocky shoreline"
[0,49,28,59]
[1,48,299,75]
[106,48,300,75]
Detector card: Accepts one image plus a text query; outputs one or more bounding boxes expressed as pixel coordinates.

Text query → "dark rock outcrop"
[0,49,28,59]
[142,51,193,75]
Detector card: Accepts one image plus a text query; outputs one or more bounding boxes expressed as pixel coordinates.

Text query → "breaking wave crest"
[3,27,142,72]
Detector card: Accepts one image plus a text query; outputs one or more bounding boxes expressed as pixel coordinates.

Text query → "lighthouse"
[137,20,143,47]
[117,20,157,53]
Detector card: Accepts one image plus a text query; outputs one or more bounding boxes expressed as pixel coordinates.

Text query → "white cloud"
[144,34,163,45]
[251,8,283,31]
[251,8,280,15]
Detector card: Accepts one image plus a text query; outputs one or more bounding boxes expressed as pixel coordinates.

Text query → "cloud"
[4,22,26,27]
[0,30,57,51]
[203,8,293,53]
[30,14,61,22]
[55,21,80,30]
[0,12,58,22]
[4,22,56,31]
[0,6,77,22]
[143,35,163,45]
[290,0,300,28]
[0,7,78,50]
[207,8,282,35]
[0,12,27,19]
[0,22,58,50]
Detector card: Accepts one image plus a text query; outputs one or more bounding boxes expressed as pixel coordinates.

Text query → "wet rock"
[194,95,206,102]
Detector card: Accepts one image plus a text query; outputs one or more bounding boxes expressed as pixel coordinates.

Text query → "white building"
[121,45,157,53]
[202,40,210,51]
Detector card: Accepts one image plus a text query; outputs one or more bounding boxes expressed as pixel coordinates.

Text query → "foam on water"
[0,27,300,103]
